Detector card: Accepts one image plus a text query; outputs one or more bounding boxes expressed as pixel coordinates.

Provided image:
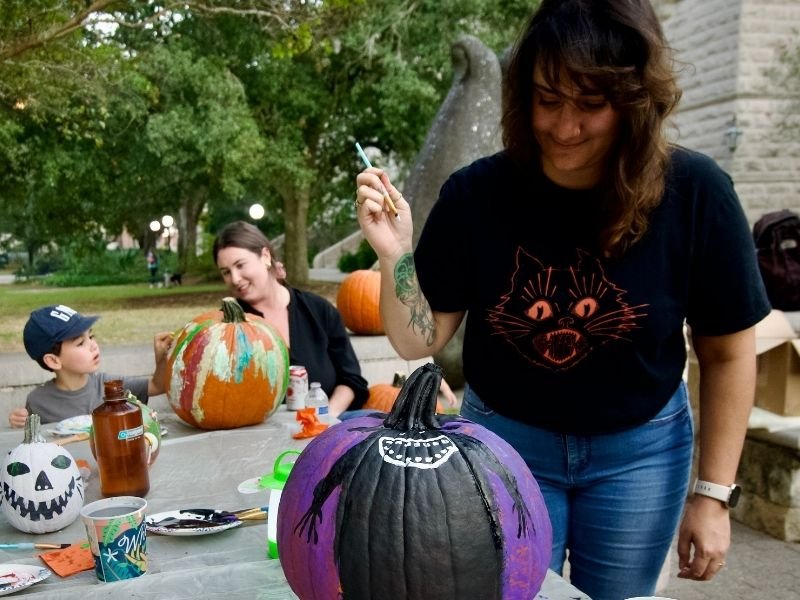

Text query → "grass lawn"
[0,278,340,354]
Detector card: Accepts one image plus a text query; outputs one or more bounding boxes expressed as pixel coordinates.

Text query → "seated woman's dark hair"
[212,221,282,281]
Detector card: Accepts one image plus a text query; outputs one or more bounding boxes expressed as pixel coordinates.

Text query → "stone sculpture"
[404,35,504,387]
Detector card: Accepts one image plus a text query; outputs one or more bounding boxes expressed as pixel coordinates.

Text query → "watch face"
[728,485,742,508]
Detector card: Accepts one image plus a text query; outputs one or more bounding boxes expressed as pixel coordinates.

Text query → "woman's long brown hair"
[502,0,681,256]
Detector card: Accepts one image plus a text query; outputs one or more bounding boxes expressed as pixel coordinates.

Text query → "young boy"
[8,304,172,427]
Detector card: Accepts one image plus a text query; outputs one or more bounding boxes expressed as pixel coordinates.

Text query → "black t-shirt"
[238,288,369,409]
[415,148,770,435]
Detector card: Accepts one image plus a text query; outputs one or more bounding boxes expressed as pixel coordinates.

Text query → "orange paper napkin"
[39,541,95,577]
[292,407,329,439]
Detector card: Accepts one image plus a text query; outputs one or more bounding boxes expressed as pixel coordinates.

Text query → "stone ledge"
[733,494,800,542]
[738,437,800,507]
[734,436,800,541]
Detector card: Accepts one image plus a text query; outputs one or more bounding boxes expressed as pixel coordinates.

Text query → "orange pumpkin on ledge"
[336,270,383,335]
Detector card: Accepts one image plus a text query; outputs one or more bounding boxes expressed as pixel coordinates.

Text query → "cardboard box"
[754,310,800,416]
[687,310,800,418]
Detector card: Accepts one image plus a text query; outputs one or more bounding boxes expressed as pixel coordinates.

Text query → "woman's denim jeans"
[461,382,693,600]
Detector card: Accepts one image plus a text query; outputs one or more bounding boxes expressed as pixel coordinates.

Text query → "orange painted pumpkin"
[365,372,443,413]
[336,270,383,335]
[165,297,289,430]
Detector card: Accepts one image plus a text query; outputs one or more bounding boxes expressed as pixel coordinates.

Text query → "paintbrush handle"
[355,142,400,219]
[234,507,268,521]
[0,542,70,550]
[53,432,90,446]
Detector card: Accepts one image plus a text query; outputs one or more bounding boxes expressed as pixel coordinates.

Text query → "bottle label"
[117,425,144,441]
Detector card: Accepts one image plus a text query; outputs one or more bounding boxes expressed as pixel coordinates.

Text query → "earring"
[266,261,272,270]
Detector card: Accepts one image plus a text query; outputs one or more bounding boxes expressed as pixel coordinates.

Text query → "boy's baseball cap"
[23,305,99,361]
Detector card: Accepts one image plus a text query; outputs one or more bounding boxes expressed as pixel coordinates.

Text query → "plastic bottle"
[92,379,150,497]
[306,382,329,424]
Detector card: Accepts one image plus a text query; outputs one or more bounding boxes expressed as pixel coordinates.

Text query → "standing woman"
[213,221,369,418]
[354,1,770,598]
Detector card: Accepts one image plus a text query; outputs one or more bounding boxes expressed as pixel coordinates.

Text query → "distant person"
[355,0,770,598]
[146,249,159,287]
[213,221,369,417]
[8,305,172,427]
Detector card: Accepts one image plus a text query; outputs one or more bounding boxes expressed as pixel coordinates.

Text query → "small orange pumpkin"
[165,297,289,429]
[336,270,383,335]
[365,372,444,413]
[364,372,407,412]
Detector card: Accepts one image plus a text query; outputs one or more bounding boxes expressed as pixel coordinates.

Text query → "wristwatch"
[693,479,741,508]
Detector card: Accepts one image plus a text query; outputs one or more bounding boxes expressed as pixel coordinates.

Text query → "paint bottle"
[92,379,150,497]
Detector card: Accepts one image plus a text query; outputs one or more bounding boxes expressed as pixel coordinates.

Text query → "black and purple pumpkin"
[278,363,552,600]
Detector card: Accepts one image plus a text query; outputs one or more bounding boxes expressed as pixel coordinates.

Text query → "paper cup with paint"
[261,450,300,559]
[80,496,148,582]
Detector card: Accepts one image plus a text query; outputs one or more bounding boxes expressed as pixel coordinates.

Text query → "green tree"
[0,0,536,281]
[181,0,534,284]
[109,44,266,274]
[0,43,125,263]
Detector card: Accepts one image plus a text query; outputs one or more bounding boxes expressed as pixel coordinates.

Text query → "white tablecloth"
[0,408,590,599]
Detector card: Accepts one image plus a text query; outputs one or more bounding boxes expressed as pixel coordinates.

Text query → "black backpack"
[753,209,800,310]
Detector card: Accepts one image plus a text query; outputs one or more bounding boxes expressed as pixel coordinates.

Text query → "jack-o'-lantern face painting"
[1,435,84,533]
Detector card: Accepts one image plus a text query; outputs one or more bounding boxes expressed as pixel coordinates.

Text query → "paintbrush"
[233,506,268,521]
[53,432,90,446]
[0,542,71,550]
[355,142,400,219]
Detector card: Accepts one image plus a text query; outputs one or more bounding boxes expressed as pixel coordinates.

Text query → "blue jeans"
[461,382,693,600]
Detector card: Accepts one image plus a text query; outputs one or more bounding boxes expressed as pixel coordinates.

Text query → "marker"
[355,142,400,219]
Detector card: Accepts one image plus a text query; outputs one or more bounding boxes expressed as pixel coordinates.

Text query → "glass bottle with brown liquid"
[92,380,150,497]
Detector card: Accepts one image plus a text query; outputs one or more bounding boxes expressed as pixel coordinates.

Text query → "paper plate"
[0,564,51,596]
[145,509,243,536]
[49,415,92,436]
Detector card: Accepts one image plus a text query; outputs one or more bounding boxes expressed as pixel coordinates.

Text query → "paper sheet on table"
[39,541,94,577]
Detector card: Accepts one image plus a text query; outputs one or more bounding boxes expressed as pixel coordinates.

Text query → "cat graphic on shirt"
[487,247,648,371]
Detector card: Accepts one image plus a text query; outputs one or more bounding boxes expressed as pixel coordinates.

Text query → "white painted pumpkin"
[0,414,84,533]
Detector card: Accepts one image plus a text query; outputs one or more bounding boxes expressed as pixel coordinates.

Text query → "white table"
[0,408,591,599]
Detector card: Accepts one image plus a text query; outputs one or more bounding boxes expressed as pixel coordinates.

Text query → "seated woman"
[212,221,369,418]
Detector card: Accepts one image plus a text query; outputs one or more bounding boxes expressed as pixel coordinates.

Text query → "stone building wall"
[658,0,800,224]
[661,0,800,541]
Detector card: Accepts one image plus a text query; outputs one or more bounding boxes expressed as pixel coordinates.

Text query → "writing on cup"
[80,496,148,582]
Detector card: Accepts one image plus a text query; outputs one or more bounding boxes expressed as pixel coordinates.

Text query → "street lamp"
[249,203,265,220]
[149,220,161,233]
[724,114,743,152]
[161,215,174,251]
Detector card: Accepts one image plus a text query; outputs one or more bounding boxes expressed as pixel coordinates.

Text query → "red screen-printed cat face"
[487,248,648,371]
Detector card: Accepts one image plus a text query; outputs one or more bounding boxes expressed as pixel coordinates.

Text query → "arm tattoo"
[393,253,435,347]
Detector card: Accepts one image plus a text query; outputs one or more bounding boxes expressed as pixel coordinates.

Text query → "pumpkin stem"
[23,413,46,444]
[383,363,442,432]
[391,372,407,388]
[221,297,246,323]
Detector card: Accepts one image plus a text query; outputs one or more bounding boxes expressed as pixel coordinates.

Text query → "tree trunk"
[282,185,310,287]
[177,187,208,274]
